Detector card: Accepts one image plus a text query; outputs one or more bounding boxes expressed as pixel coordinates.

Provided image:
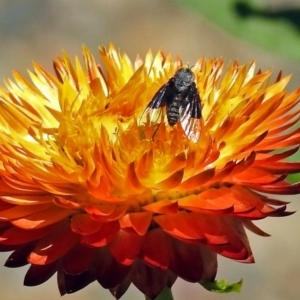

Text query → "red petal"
[255,146,299,163]
[195,215,253,261]
[259,129,300,150]
[139,228,171,269]
[109,273,131,299]
[95,246,131,289]
[184,213,229,245]
[131,259,168,299]
[247,181,300,194]
[5,242,35,267]
[0,200,14,211]
[24,261,59,286]
[0,224,55,245]
[168,237,217,282]
[242,220,270,237]
[227,152,256,177]
[166,270,178,287]
[81,221,119,247]
[28,221,79,265]
[260,161,300,174]
[108,229,144,265]
[218,186,273,216]
[57,268,95,295]
[63,243,99,274]
[0,244,17,251]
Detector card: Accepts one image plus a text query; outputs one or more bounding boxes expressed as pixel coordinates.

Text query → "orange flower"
[0,44,300,299]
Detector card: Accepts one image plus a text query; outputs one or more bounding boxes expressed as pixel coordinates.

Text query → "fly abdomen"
[167,100,181,126]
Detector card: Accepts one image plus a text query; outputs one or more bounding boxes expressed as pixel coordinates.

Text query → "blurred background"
[0,0,300,299]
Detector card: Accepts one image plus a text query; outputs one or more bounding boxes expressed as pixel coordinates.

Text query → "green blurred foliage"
[199,279,243,293]
[175,0,300,62]
[287,150,300,183]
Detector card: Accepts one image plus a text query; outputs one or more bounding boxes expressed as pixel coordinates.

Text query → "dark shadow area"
[233,1,300,32]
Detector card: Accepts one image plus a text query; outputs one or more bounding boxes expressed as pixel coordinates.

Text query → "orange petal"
[53,196,82,209]
[233,167,284,184]
[11,206,75,229]
[143,199,178,214]
[89,205,128,222]
[155,169,184,190]
[86,176,126,203]
[178,190,234,214]
[154,211,206,241]
[0,203,52,221]
[124,162,145,194]
[179,168,215,190]
[71,213,103,235]
[119,212,152,236]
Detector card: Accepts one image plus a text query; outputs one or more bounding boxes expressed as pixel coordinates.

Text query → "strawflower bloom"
[0,44,300,299]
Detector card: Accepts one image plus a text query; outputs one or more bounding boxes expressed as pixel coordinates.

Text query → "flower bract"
[0,44,300,299]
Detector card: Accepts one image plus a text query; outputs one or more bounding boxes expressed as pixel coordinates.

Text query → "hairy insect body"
[167,68,195,126]
[142,67,202,142]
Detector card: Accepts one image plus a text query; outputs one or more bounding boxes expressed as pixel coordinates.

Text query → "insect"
[142,67,202,142]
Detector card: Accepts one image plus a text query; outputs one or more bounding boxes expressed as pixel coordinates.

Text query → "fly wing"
[179,83,202,142]
[140,80,171,124]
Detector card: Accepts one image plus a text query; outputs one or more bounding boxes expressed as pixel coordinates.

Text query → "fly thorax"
[173,68,195,92]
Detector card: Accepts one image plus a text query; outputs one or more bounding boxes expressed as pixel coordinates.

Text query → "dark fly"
[142,67,202,142]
